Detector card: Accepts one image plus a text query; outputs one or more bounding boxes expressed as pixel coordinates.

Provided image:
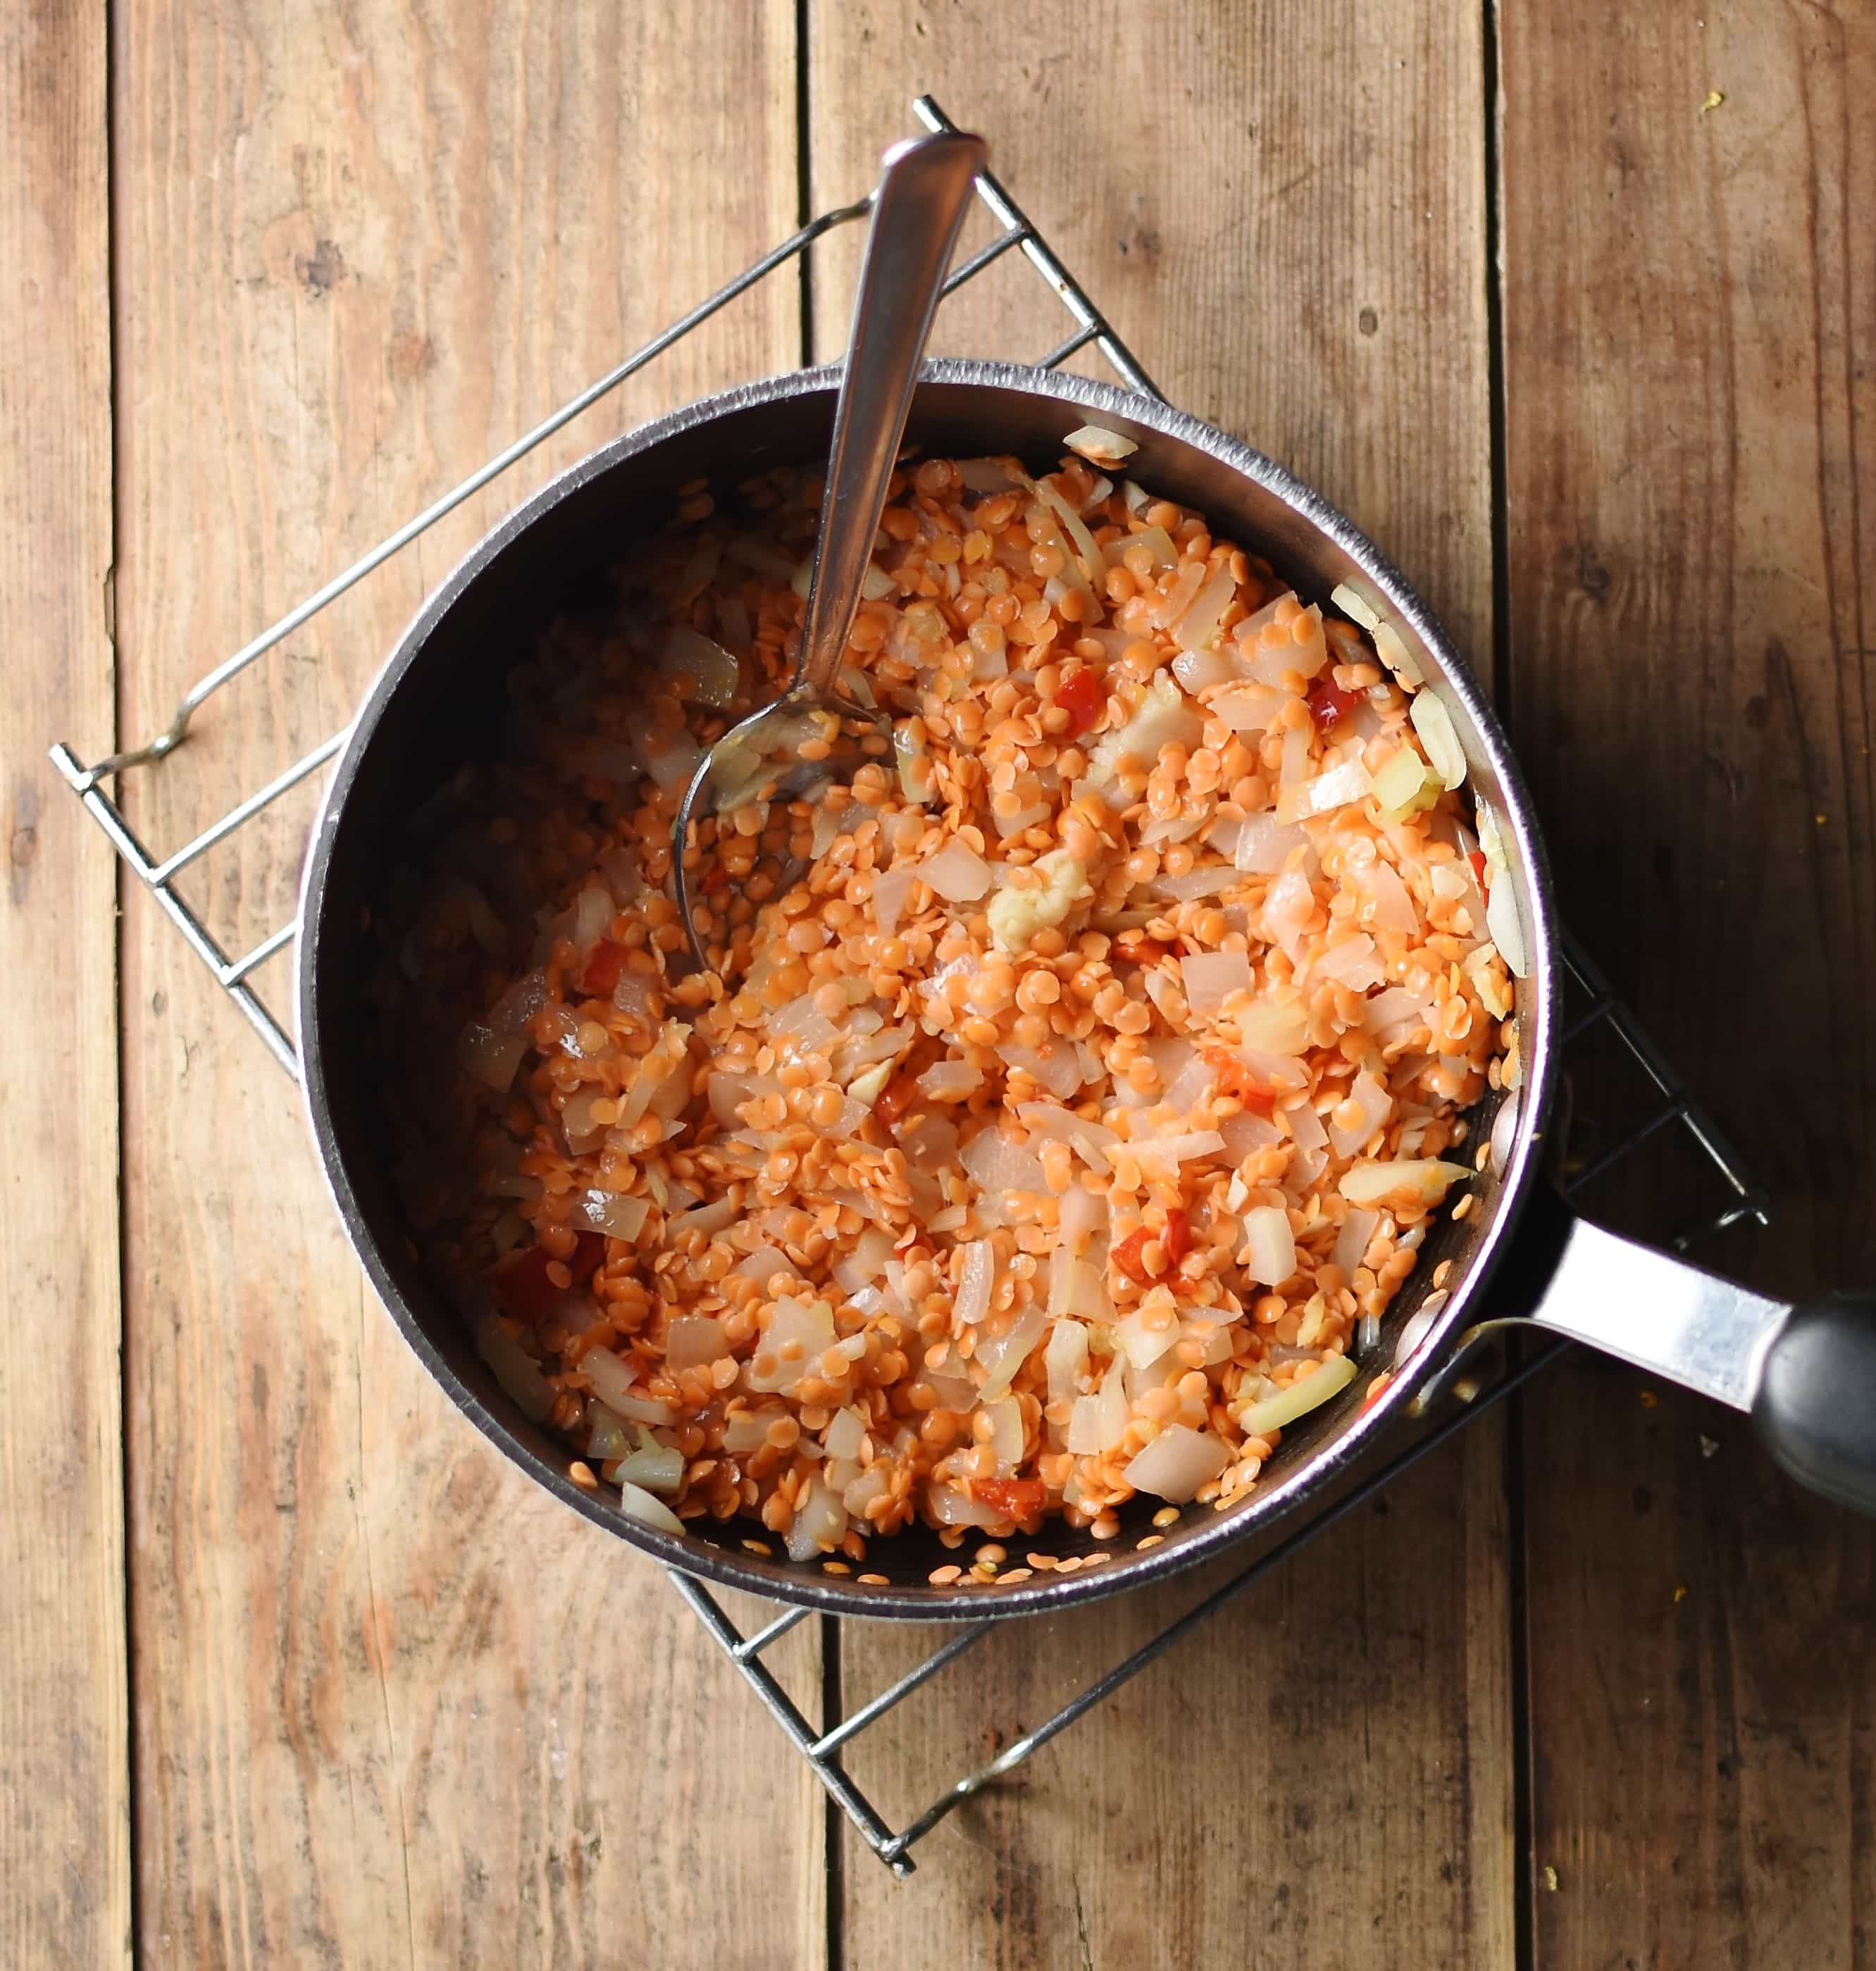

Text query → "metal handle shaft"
[797,131,986,697]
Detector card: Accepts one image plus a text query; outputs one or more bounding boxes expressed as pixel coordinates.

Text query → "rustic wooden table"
[8,4,1875,1965]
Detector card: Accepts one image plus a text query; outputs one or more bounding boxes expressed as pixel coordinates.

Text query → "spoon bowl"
[673,128,986,971]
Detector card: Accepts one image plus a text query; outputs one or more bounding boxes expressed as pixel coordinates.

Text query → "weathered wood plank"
[0,3,130,1965]
[112,5,823,1965]
[1500,3,1876,1963]
[811,10,1511,1962]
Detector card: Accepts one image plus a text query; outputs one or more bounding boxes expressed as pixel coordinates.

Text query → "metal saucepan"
[298,361,1876,1618]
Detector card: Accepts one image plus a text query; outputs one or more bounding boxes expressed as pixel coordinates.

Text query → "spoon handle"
[798,130,986,697]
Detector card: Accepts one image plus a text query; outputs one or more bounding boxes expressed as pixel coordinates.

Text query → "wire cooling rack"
[51,94,1770,1877]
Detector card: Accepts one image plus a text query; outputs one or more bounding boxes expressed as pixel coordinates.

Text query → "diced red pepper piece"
[1306,673,1362,734]
[971,1476,1048,1521]
[1110,1229,1154,1285]
[495,1233,604,1322]
[492,1244,561,1324]
[1053,666,1107,736]
[569,1230,607,1286]
[873,1066,921,1128]
[1203,1047,1278,1114]
[1111,1207,1191,1286]
[1467,850,1489,894]
[576,938,628,998]
[1162,1206,1193,1265]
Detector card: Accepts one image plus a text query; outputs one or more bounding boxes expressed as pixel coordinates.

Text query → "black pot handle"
[1457,1186,1876,1517]
[1751,1296,1876,1515]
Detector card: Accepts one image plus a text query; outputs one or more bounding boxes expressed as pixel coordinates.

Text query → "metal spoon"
[672,128,987,971]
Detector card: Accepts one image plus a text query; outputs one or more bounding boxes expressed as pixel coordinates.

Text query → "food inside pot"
[371,434,1524,1572]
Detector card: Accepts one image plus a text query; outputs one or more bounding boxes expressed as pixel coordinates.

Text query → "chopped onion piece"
[927,1481,1008,1529]
[666,1198,736,1242]
[614,1440,685,1493]
[1116,1303,1181,1369]
[976,1305,1048,1399]
[1141,1129,1226,1165]
[1171,562,1238,656]
[665,1315,726,1371]
[1371,618,1424,688]
[1123,1424,1229,1504]
[1046,1317,1090,1403]
[1149,862,1239,903]
[1000,1043,1083,1100]
[1276,757,1374,825]
[1262,866,1315,962]
[745,1298,838,1393]
[641,729,704,795]
[831,1227,895,1294]
[1393,1295,1447,1369]
[474,1315,555,1424]
[1327,1071,1393,1159]
[1329,582,1380,632]
[920,838,991,902]
[1210,685,1285,734]
[953,1240,995,1327]
[1172,642,1241,696]
[1333,1207,1380,1279]
[1488,1090,1522,1175]
[981,1396,1026,1474]
[1104,522,1176,572]
[1338,1157,1472,1210]
[1060,1183,1110,1251]
[1315,934,1384,991]
[955,456,1021,493]
[871,868,915,938]
[1410,690,1467,790]
[1067,1359,1129,1454]
[1235,996,1310,1055]
[785,1476,847,1560]
[617,1480,686,1537]
[1241,1204,1296,1286]
[824,1406,867,1462]
[1371,745,1434,819]
[1486,875,1529,978]
[1161,1051,1217,1117]
[1236,1353,1358,1438]
[1356,859,1420,936]
[1234,814,1308,873]
[1063,423,1138,466]
[722,1407,779,1455]
[1180,950,1251,1019]
[918,1060,984,1102]
[582,1346,670,1424]
[663,625,741,707]
[736,1244,791,1288]
[1219,1108,1283,1159]
[960,1126,1048,1194]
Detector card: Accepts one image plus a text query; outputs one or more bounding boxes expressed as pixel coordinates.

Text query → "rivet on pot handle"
[1453,1186,1876,1516]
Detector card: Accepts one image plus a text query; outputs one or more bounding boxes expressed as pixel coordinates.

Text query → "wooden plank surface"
[0,5,130,1967]
[111,5,824,1966]
[1500,4,1876,1964]
[811,10,1513,1961]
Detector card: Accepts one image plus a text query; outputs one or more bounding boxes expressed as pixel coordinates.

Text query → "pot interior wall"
[305,371,1528,1612]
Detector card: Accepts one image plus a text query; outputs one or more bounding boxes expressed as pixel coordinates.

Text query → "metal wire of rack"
[49,93,1771,1878]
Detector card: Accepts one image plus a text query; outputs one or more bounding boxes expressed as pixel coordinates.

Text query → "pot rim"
[297,357,1560,1620]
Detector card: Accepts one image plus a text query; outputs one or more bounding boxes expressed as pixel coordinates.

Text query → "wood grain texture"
[0,4,130,1966]
[111,4,824,1965]
[1500,2,1876,1963]
[811,8,1513,1962]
